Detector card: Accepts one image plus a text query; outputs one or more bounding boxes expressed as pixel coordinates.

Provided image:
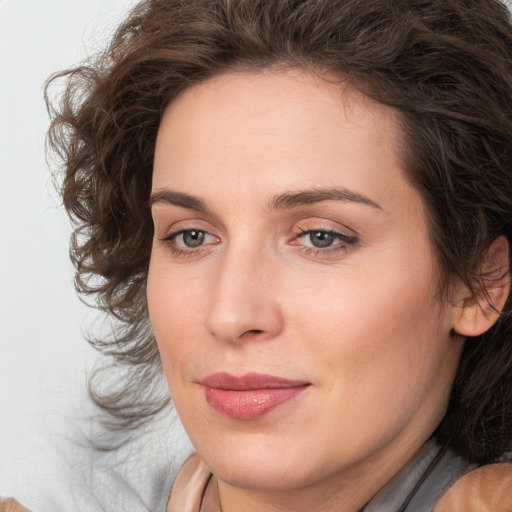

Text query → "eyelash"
[159,227,359,258]
[291,228,359,256]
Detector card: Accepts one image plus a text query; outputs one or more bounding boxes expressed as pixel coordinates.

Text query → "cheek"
[147,257,209,377]
[289,258,449,396]
[283,272,451,459]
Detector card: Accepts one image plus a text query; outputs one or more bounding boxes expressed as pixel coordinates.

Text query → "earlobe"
[453,236,510,338]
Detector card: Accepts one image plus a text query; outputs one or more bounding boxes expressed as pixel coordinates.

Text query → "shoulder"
[167,453,211,512]
[433,463,512,511]
[0,498,30,512]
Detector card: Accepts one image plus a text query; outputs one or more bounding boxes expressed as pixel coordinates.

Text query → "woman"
[43,0,512,510]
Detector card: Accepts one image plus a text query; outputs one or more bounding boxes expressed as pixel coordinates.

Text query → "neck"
[210,440,426,512]
[212,478,367,512]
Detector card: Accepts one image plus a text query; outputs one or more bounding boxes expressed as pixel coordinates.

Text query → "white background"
[0,0,146,506]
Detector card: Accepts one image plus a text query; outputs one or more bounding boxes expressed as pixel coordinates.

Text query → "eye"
[307,231,338,248]
[159,228,219,256]
[178,229,206,248]
[291,227,359,257]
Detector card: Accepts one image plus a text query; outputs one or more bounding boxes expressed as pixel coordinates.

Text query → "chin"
[197,438,326,491]
[214,461,311,491]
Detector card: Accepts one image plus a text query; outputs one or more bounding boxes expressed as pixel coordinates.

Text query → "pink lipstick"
[200,372,310,420]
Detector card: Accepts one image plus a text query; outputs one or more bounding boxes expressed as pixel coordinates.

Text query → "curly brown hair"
[46,0,512,462]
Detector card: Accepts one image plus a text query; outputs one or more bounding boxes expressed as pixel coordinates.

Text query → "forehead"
[153,69,405,196]
[158,69,401,147]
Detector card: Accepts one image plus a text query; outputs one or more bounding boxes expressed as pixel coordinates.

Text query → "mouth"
[199,372,311,420]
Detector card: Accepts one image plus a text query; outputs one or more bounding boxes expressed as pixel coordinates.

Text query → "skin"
[147,69,467,512]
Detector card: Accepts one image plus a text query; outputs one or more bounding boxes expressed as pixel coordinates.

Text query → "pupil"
[311,231,333,248]
[184,230,204,247]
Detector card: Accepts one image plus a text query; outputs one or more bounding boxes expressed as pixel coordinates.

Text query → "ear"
[453,236,510,337]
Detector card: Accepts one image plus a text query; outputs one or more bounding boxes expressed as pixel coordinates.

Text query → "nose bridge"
[204,238,282,343]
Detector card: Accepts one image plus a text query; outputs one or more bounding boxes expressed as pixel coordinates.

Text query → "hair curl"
[46,0,512,462]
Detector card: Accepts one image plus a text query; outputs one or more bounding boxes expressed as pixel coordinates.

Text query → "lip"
[199,372,311,420]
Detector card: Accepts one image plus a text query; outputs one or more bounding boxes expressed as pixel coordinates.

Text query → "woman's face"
[148,69,464,503]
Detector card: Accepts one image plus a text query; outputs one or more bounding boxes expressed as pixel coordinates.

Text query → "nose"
[204,244,284,344]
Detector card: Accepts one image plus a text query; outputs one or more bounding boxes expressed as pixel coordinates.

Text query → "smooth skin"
[147,69,506,512]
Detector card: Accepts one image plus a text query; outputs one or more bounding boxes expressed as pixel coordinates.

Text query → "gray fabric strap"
[364,440,476,512]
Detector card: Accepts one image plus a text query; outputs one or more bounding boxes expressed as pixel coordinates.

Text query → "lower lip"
[204,386,309,420]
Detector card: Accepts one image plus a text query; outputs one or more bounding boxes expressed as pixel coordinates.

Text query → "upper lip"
[199,372,310,390]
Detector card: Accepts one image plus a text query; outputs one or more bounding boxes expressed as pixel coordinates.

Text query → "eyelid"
[156,217,216,239]
[292,217,358,238]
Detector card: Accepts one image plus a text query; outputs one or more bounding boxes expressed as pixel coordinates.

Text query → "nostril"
[242,329,263,336]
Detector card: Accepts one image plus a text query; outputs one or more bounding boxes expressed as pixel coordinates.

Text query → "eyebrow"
[149,187,382,211]
[150,189,209,212]
[269,188,382,210]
